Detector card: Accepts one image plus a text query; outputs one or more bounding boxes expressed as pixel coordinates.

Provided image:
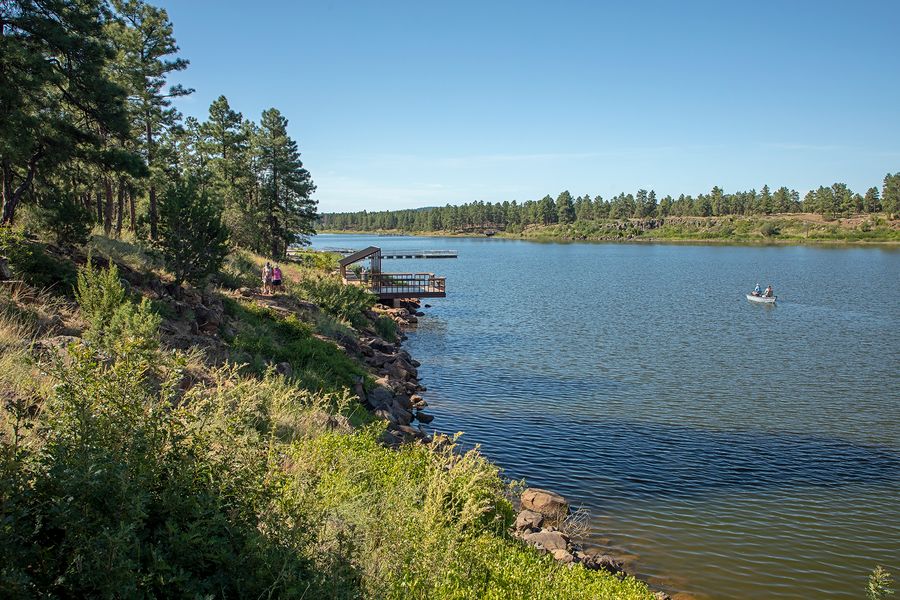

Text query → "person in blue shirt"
[753,283,762,296]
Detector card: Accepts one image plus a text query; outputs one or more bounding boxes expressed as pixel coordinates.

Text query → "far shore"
[316,212,899,246]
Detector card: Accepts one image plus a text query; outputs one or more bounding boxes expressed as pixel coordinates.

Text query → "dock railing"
[363,272,445,296]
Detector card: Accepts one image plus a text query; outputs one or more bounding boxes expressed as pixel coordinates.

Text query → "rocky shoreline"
[353,299,675,600]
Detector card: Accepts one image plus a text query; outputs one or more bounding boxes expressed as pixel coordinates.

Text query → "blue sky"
[157,0,900,212]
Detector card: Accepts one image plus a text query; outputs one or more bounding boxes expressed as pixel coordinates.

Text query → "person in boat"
[763,285,773,298]
[753,283,762,296]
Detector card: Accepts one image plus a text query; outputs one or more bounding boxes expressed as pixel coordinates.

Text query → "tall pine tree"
[254,108,317,258]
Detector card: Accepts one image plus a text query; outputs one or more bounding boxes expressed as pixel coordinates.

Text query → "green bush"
[295,431,655,600]
[157,176,229,286]
[223,297,365,392]
[0,346,318,597]
[375,315,399,342]
[295,275,375,326]
[759,222,780,237]
[75,258,160,357]
[0,228,77,293]
[37,195,93,246]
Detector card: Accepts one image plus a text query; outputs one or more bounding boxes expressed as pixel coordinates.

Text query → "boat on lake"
[747,293,776,304]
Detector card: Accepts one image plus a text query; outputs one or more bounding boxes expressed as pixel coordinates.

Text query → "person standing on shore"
[272,264,283,294]
[262,261,273,295]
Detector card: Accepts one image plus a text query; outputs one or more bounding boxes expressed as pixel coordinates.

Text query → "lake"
[312,233,900,600]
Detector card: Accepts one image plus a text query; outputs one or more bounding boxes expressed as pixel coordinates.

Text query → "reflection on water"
[314,235,900,600]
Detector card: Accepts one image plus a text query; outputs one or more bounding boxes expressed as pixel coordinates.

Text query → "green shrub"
[37,195,93,246]
[295,275,375,325]
[759,222,780,237]
[219,250,260,289]
[222,297,365,392]
[289,249,339,270]
[0,345,319,598]
[375,315,398,342]
[157,176,229,286]
[0,228,77,293]
[74,258,160,357]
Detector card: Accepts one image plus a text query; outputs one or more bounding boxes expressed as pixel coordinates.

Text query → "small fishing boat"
[746,293,776,304]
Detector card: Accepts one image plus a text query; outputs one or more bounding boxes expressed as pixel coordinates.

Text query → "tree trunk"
[104,177,115,234]
[116,178,125,237]
[129,188,136,231]
[146,116,157,240]
[96,190,103,223]
[1,154,40,225]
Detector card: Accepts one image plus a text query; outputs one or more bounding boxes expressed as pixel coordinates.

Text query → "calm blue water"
[314,234,900,600]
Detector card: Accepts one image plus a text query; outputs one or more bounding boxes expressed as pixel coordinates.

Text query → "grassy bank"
[0,227,655,599]
[320,213,900,245]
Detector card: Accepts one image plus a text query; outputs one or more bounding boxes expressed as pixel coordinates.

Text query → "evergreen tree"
[255,108,317,257]
[864,186,881,213]
[882,173,900,217]
[0,0,134,224]
[157,176,229,286]
[109,0,192,240]
[556,190,575,223]
[758,185,773,214]
[537,195,555,225]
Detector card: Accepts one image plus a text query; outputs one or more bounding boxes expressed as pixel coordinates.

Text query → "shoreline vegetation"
[317,213,900,246]
[319,212,900,245]
[320,178,900,245]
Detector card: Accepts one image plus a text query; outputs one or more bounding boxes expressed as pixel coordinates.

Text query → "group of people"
[751,283,774,298]
[262,262,283,295]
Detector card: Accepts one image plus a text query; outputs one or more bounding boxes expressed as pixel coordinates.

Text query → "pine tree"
[109,0,192,240]
[254,108,317,258]
[1,0,134,224]
[864,187,881,213]
[882,173,900,217]
[157,176,229,286]
[556,190,575,223]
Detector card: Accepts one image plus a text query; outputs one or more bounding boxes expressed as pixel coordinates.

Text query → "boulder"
[521,488,569,524]
[369,338,397,354]
[394,394,413,411]
[374,408,397,425]
[514,509,544,531]
[582,554,624,574]
[522,530,569,552]
[0,256,12,280]
[367,386,394,410]
[387,361,414,382]
[353,378,367,403]
[414,411,434,424]
[389,402,413,426]
[378,429,402,447]
[367,350,393,368]
[550,548,576,564]
[275,362,293,378]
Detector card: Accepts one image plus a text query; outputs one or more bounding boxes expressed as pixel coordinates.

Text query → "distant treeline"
[321,174,900,232]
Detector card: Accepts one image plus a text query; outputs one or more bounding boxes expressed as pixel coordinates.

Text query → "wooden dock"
[336,246,451,303]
